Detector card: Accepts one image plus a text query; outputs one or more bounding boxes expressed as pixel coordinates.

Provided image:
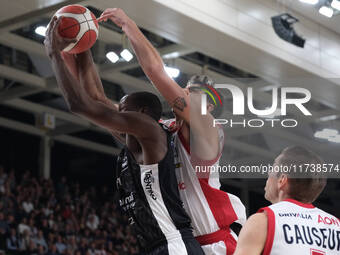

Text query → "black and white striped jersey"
[114,124,193,251]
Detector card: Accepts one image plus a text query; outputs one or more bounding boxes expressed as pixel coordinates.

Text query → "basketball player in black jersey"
[44,16,204,255]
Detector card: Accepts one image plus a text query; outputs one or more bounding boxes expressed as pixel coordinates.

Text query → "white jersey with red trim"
[159,119,246,238]
[259,199,340,255]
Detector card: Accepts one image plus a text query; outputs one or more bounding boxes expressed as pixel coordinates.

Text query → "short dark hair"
[127,92,162,121]
[276,146,327,203]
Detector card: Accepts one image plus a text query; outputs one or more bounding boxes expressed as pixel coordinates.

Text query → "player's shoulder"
[240,212,268,235]
[238,212,268,245]
[234,212,268,255]
[249,211,268,223]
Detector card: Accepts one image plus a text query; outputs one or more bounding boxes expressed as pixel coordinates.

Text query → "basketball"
[54,4,98,54]
[2,2,340,255]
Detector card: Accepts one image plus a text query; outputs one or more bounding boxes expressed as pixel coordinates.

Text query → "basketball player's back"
[259,199,340,255]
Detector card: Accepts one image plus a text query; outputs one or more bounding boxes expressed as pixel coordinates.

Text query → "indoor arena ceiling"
[0,0,339,212]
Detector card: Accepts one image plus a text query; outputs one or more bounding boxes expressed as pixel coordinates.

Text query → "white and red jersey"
[160,119,247,255]
[259,199,340,255]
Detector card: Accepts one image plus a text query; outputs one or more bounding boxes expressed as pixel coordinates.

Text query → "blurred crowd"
[0,166,139,255]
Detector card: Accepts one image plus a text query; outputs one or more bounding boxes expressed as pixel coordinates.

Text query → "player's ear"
[277,174,288,190]
[207,103,214,113]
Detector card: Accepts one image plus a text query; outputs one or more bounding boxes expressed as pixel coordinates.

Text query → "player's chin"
[264,191,270,202]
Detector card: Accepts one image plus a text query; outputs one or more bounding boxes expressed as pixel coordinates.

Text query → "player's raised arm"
[98,9,190,121]
[60,50,116,110]
[57,36,126,144]
[44,16,157,137]
[99,8,219,159]
[70,51,126,144]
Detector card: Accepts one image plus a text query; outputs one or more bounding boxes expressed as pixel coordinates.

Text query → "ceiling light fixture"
[319,6,334,18]
[35,26,47,37]
[331,0,340,11]
[319,115,338,122]
[314,128,338,141]
[106,52,119,63]
[299,0,319,5]
[120,49,133,62]
[328,134,340,143]
[164,66,180,78]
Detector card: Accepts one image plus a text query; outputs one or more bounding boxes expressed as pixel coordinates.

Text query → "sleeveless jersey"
[114,124,193,252]
[160,119,247,237]
[259,199,340,255]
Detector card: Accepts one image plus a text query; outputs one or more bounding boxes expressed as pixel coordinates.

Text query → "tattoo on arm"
[173,97,187,112]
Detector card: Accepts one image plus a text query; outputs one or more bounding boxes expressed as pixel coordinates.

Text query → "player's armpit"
[233,212,268,255]
[147,68,219,159]
[111,131,126,145]
[172,96,187,112]
[147,69,190,122]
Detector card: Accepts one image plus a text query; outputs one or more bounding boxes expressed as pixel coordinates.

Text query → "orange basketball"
[54,5,98,54]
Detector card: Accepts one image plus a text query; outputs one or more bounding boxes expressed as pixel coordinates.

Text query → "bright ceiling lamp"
[328,134,340,143]
[331,0,340,11]
[323,128,338,136]
[319,6,334,18]
[106,52,119,64]
[165,66,180,78]
[314,131,328,139]
[299,0,318,4]
[120,49,133,62]
[35,26,47,37]
[314,128,338,139]
[319,115,338,122]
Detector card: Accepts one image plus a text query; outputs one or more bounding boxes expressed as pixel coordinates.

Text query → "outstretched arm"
[233,213,267,255]
[99,9,219,158]
[61,48,126,144]
[99,9,189,120]
[44,16,155,137]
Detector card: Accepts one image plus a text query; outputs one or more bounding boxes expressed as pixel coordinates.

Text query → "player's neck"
[272,192,291,204]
